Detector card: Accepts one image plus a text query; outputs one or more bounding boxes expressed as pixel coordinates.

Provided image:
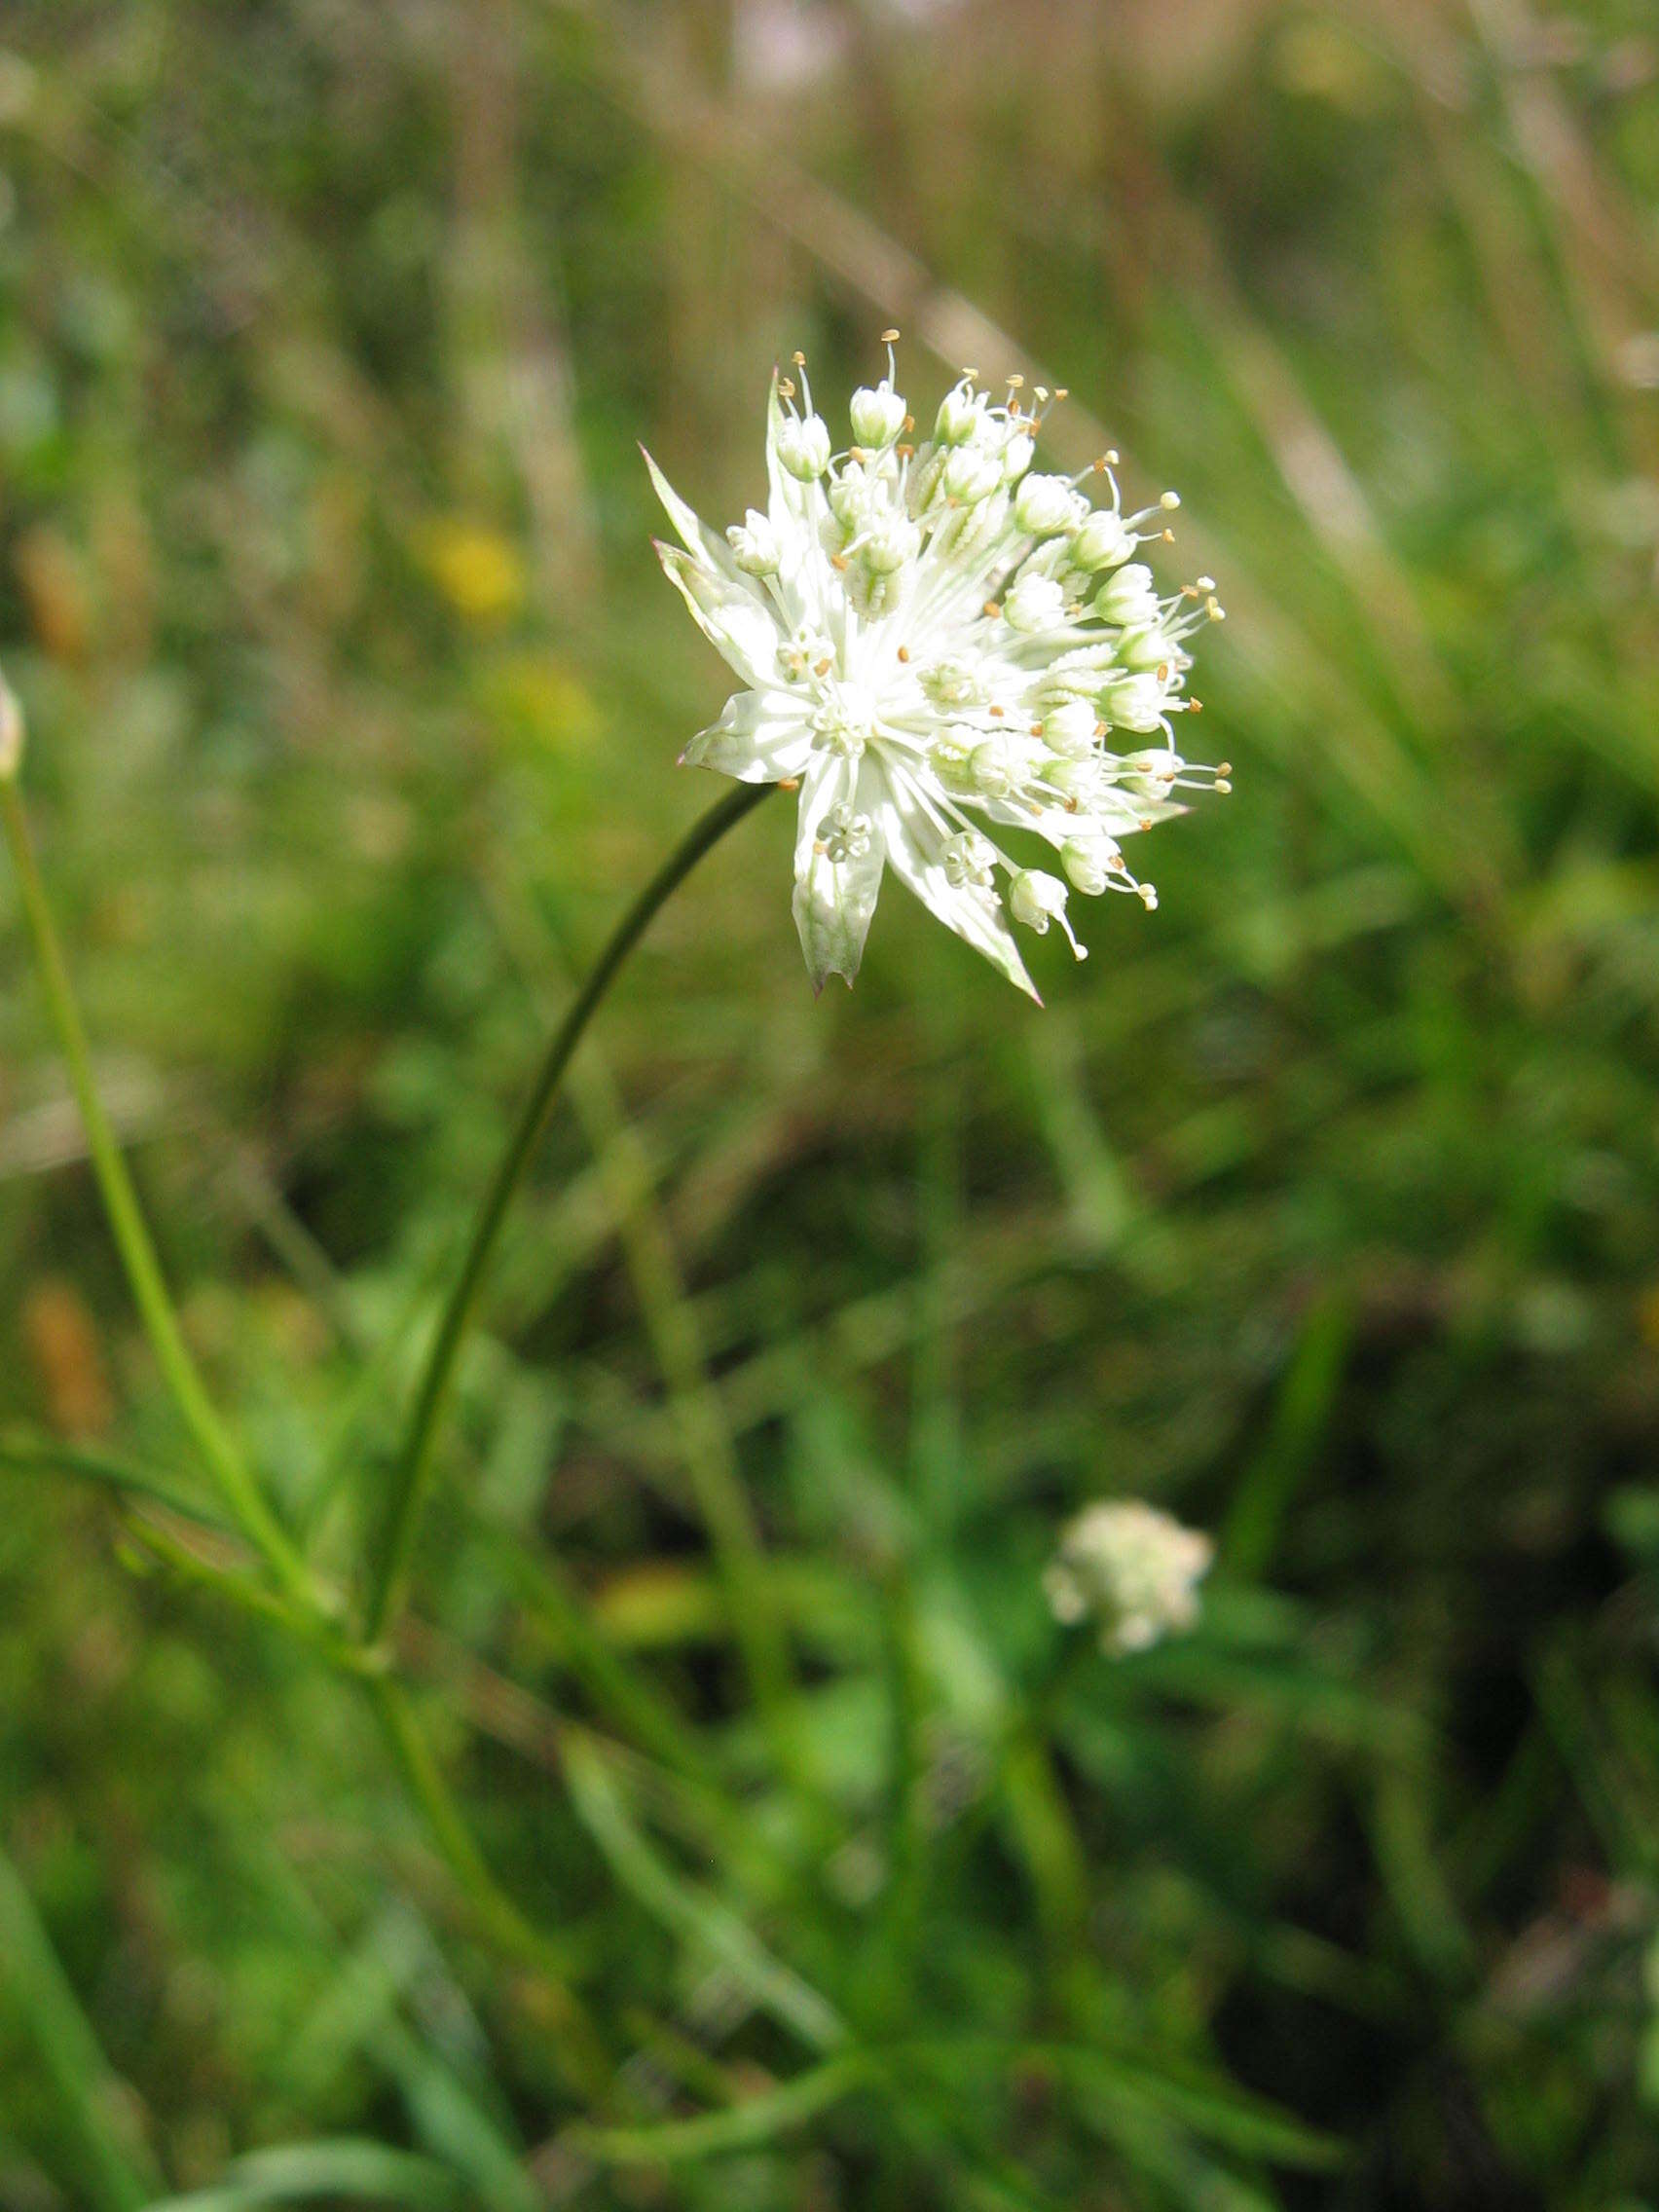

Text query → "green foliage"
[2,1,1659,2206]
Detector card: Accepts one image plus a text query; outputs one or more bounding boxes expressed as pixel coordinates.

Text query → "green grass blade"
[0,1839,162,2212]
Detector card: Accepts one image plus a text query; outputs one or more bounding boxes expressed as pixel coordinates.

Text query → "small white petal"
[874,769,1038,1001]
[656,543,783,691]
[643,447,751,585]
[682,689,815,783]
[849,382,906,449]
[792,752,888,990]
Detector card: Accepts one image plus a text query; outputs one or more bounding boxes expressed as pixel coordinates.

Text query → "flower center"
[811,681,878,758]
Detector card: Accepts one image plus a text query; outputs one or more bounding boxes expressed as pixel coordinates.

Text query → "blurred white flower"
[1044,1499,1213,1656]
[0,663,22,781]
[645,338,1227,998]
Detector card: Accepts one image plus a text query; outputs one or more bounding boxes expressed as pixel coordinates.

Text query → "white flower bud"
[1098,674,1170,733]
[862,511,921,574]
[1009,868,1061,929]
[929,725,981,793]
[848,565,904,619]
[829,462,873,532]
[1000,430,1035,484]
[970,735,1018,798]
[1092,563,1161,627]
[1071,508,1134,571]
[1041,700,1098,758]
[1060,836,1117,896]
[930,488,1008,564]
[1003,573,1066,634]
[1014,473,1079,535]
[725,507,780,575]
[1118,624,1182,673]
[778,412,831,481]
[1036,644,1117,707]
[1045,756,1101,801]
[920,658,986,710]
[0,666,22,781]
[1109,748,1184,798]
[849,382,906,449]
[1009,867,1086,960]
[934,383,983,445]
[942,441,1003,504]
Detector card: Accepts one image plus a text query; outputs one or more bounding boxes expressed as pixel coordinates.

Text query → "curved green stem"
[0,778,317,1611]
[362,779,774,1644]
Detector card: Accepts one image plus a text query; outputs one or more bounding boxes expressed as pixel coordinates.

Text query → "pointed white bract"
[1044,1499,1213,1656]
[647,341,1228,997]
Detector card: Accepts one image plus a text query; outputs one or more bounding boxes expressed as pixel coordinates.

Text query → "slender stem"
[0,778,317,1610]
[362,779,774,1643]
[365,1674,612,2099]
[367,1674,570,1971]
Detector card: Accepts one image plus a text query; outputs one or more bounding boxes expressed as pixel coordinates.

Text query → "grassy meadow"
[2,2,1659,2205]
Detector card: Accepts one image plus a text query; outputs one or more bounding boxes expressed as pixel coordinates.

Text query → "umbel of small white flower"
[645,334,1229,999]
[1044,1499,1213,1657]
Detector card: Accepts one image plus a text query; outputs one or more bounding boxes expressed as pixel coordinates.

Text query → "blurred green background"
[3,1,1659,2205]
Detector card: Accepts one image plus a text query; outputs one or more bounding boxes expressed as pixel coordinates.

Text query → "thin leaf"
[563,1731,845,2052]
[141,2139,466,2210]
[0,1840,162,2212]
[570,2053,871,2165]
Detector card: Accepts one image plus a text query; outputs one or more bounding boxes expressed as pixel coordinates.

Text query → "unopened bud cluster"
[1045,1499,1213,1655]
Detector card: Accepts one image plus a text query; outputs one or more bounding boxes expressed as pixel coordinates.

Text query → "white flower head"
[1044,1499,1213,1656]
[646,339,1228,998]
